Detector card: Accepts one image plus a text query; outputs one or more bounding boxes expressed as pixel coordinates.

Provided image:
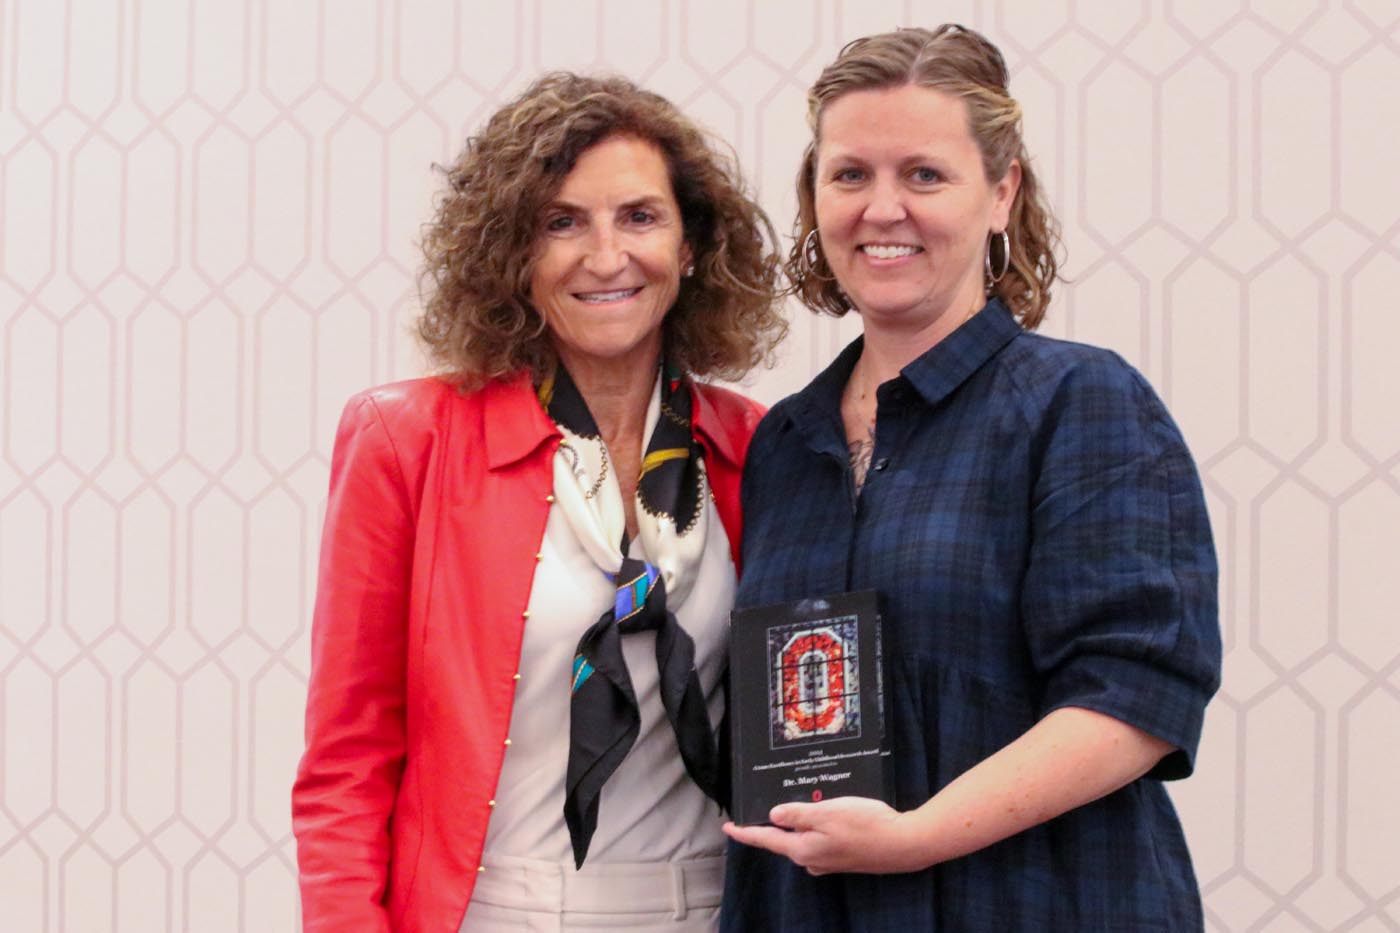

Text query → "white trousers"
[459,853,724,932]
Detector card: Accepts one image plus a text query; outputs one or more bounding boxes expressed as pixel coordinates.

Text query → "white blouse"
[478,390,734,866]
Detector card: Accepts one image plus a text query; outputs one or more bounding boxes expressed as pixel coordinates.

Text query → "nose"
[581,226,628,278]
[862,177,908,225]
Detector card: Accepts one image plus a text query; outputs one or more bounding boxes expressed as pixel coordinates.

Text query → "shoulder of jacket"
[693,382,765,422]
[356,376,458,415]
[691,381,766,464]
[349,376,500,433]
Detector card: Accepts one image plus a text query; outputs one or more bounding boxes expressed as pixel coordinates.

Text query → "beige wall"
[2,1,1397,930]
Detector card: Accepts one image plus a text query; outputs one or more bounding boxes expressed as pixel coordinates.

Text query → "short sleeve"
[1020,355,1221,780]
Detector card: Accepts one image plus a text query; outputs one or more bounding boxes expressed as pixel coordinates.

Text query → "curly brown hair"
[417,72,786,382]
[788,25,1061,329]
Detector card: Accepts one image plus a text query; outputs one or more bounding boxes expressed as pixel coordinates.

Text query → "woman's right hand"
[724,796,927,876]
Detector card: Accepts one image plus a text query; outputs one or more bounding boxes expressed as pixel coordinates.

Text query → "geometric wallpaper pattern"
[2,1,1397,929]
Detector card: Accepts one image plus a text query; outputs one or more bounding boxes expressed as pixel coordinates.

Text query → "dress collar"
[785,298,1023,457]
[900,297,1022,409]
[789,336,864,463]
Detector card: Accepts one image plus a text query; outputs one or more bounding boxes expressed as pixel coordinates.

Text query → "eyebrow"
[545,194,673,213]
[821,148,944,165]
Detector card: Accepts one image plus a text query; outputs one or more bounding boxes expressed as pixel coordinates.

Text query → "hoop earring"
[985,229,1011,287]
[798,228,823,278]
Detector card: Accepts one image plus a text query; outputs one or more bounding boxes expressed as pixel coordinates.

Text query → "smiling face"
[814,83,1019,342]
[530,134,691,379]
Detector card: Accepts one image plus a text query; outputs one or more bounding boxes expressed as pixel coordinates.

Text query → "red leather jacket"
[291,375,763,933]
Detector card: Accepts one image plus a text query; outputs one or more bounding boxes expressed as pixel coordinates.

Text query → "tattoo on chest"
[848,429,875,492]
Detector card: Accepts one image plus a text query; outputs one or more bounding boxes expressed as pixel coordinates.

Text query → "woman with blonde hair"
[293,71,785,932]
[723,25,1220,931]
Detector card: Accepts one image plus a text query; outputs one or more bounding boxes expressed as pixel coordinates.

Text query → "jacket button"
[546,494,556,503]
[535,552,543,561]
[477,865,485,873]
[488,799,496,808]
[522,610,530,620]
[513,673,521,680]
[504,738,512,746]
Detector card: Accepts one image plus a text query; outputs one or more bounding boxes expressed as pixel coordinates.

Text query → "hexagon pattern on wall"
[2,1,1397,930]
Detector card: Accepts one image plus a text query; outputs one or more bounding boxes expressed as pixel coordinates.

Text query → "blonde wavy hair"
[788,25,1061,328]
[418,72,786,382]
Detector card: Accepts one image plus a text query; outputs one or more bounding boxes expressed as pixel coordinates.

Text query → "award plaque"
[728,589,893,825]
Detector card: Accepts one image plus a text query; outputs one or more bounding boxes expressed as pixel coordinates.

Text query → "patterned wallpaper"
[2,1,1397,930]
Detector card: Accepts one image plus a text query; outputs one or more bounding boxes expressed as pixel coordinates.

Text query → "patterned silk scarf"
[539,363,725,869]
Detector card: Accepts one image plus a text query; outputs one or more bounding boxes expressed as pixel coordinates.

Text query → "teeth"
[862,244,920,259]
[577,288,641,302]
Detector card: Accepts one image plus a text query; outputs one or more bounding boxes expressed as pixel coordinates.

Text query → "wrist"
[897,802,955,872]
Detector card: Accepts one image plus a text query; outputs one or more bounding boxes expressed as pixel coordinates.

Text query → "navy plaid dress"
[722,299,1221,932]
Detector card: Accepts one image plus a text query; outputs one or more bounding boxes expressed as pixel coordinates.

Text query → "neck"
[557,347,659,447]
[856,294,986,386]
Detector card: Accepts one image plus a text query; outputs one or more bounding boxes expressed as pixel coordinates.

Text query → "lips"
[573,287,642,303]
[861,244,922,259]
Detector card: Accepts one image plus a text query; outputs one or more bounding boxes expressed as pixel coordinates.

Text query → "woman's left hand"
[722,797,928,876]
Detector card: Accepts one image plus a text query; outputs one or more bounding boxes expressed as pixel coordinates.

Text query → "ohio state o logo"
[766,617,862,749]
[780,630,847,736]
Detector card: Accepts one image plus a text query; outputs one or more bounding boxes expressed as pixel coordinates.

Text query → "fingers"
[725,818,835,874]
[769,802,816,830]
[722,821,800,861]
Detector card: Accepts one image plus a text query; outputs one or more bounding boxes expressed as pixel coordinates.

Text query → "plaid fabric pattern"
[722,300,1221,932]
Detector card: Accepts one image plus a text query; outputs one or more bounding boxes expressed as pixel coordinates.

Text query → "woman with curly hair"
[721,26,1220,931]
[292,72,785,932]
